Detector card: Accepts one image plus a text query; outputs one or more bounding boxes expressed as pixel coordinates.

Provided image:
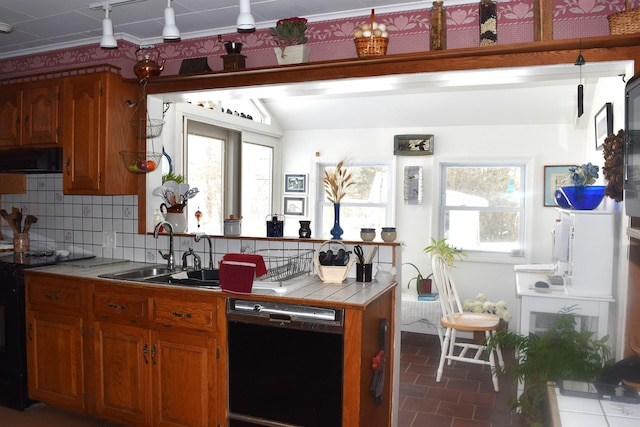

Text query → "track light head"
[163,0,181,42]
[237,0,256,33]
[100,6,117,49]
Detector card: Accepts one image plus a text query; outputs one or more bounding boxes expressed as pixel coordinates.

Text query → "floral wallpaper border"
[0,0,636,80]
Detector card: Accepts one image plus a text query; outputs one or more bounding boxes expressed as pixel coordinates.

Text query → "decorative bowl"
[553,189,572,208]
[560,185,606,210]
[224,41,243,54]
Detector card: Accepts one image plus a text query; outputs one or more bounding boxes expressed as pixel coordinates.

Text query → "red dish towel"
[222,253,268,277]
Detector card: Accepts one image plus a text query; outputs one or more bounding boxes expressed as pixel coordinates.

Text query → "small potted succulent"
[269,17,310,64]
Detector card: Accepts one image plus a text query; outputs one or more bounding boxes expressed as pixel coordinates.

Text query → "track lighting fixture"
[163,0,181,42]
[100,5,117,49]
[237,0,256,33]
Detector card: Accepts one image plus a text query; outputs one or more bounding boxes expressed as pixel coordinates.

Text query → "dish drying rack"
[253,249,314,282]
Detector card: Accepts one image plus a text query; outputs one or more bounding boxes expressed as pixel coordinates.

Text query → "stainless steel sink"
[98,265,174,281]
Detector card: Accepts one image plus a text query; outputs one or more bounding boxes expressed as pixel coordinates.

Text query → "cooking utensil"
[0,209,19,234]
[23,215,38,234]
[354,245,365,264]
[365,247,378,264]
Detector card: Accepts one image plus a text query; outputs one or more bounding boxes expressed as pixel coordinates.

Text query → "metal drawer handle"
[108,303,127,310]
[172,311,192,319]
[143,343,149,364]
[45,293,60,300]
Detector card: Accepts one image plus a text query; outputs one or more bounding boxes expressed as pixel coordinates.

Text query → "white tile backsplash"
[1,174,397,277]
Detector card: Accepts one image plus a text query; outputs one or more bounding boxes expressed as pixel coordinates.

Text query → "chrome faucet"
[194,233,214,270]
[153,221,175,270]
[182,247,202,270]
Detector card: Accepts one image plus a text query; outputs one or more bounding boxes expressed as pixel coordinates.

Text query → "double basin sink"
[99,265,220,288]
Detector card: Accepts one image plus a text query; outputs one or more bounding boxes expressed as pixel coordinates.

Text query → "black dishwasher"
[227,299,344,427]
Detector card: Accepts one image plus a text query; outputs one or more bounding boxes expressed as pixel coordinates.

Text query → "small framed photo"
[284,196,306,216]
[594,103,613,150]
[284,173,307,194]
[544,165,572,206]
[394,134,434,155]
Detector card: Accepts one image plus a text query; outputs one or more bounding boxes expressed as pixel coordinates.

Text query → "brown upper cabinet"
[0,79,60,148]
[61,70,139,195]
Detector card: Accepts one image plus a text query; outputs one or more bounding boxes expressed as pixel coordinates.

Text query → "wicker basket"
[608,7,640,35]
[314,241,355,284]
[355,36,389,58]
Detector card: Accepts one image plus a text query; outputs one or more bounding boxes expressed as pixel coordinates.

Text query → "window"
[185,119,272,235]
[317,162,392,240]
[439,163,526,257]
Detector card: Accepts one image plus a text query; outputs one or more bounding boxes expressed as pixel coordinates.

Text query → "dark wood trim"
[142,35,640,95]
[534,0,554,42]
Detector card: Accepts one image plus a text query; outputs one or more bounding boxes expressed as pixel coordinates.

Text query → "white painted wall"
[280,75,629,357]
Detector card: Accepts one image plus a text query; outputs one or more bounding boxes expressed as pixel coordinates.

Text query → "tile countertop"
[24,259,397,310]
[548,385,640,427]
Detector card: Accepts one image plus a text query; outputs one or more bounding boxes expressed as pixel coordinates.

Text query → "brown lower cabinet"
[25,271,394,427]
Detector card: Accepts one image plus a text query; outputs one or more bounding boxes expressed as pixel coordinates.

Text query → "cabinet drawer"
[28,276,83,312]
[153,299,217,332]
[94,291,149,325]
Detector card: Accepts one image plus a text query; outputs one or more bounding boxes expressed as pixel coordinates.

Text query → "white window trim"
[315,161,394,239]
[433,158,535,265]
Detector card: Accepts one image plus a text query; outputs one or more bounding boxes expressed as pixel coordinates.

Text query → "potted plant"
[487,307,611,425]
[405,237,465,297]
[424,237,467,266]
[269,17,310,65]
[403,262,432,295]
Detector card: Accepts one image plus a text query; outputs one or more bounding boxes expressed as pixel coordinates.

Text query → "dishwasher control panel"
[226,299,344,333]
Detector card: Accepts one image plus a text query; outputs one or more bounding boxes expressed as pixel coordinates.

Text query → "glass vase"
[330,204,343,240]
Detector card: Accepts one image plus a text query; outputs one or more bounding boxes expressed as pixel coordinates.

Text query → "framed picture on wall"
[394,134,434,155]
[544,165,572,206]
[284,196,306,216]
[594,102,613,150]
[284,173,307,194]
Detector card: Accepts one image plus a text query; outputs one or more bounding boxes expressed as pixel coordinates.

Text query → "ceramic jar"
[360,228,376,241]
[381,227,397,242]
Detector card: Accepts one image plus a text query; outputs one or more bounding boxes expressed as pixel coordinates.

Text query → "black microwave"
[624,73,640,216]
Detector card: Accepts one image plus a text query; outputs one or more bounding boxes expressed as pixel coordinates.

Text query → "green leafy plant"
[423,237,467,267]
[403,262,432,294]
[269,17,308,47]
[162,172,184,184]
[487,307,611,424]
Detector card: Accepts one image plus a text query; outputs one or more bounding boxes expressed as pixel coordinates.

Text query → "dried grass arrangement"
[323,160,354,203]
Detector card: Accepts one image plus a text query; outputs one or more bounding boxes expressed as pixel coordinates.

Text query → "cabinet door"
[26,311,85,411]
[94,322,152,426]
[0,85,21,148]
[153,330,217,427]
[22,81,60,146]
[62,73,103,193]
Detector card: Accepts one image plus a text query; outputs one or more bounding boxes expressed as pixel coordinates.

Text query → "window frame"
[436,160,532,263]
[315,161,394,240]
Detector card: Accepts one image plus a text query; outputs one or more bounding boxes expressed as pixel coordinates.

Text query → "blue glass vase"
[330,203,343,240]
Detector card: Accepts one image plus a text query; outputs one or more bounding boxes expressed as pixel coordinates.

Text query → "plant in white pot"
[269,17,310,65]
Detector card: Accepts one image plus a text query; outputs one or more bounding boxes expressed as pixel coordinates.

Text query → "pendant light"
[575,41,585,118]
[100,5,117,49]
[163,0,181,42]
[237,0,256,33]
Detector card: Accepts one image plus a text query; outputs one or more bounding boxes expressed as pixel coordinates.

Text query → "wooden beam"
[144,35,640,95]
[534,0,554,42]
